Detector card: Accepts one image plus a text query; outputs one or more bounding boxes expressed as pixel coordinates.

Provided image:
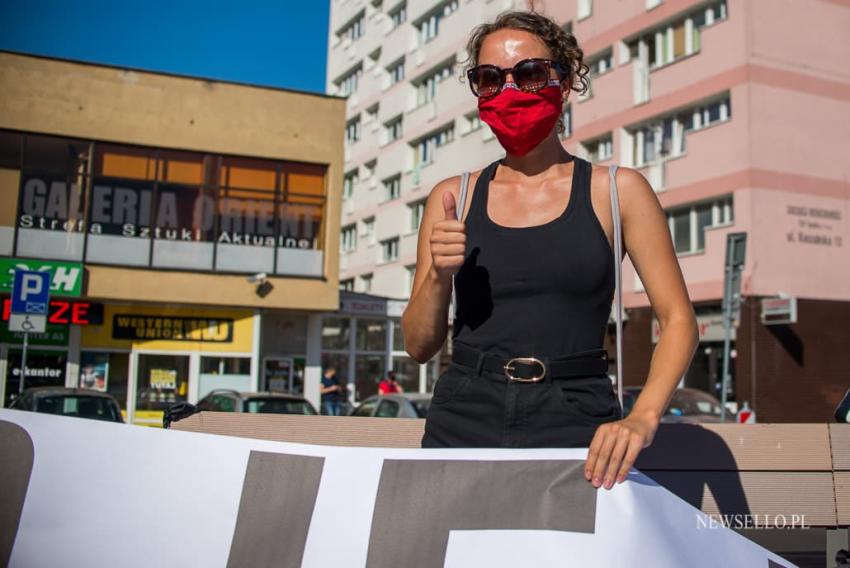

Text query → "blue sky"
[0,0,331,94]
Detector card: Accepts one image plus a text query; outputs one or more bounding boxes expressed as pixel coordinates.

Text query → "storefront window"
[392,319,405,351]
[134,354,189,426]
[278,163,326,276]
[4,350,67,407]
[216,156,278,273]
[356,318,386,351]
[354,354,385,401]
[79,351,130,413]
[199,356,252,398]
[392,355,421,393]
[153,150,216,270]
[322,317,351,350]
[16,135,90,261]
[6,130,327,277]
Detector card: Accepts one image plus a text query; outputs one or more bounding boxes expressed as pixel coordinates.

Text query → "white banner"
[0,410,796,567]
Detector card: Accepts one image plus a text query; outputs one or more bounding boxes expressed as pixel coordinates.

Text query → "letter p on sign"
[11,270,50,315]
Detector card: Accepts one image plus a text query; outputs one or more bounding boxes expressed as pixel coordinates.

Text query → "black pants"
[421,355,622,448]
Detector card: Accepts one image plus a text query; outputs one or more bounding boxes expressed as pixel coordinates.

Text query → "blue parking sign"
[11,270,50,315]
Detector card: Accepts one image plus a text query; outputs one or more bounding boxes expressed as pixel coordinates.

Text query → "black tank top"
[452,156,615,358]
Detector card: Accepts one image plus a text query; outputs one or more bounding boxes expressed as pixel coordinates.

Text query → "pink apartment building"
[328,0,850,421]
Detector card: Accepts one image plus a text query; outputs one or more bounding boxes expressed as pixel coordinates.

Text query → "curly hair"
[462,9,589,135]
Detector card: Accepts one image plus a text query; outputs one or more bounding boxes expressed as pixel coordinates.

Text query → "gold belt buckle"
[504,357,546,382]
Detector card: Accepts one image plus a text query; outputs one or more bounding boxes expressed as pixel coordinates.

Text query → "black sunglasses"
[466,58,570,98]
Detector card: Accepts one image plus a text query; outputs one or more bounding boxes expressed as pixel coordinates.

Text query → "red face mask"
[478,82,563,157]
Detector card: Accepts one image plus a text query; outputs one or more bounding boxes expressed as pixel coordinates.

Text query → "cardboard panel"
[645,471,837,527]
[835,471,850,526]
[635,424,833,471]
[829,424,850,470]
[173,412,425,448]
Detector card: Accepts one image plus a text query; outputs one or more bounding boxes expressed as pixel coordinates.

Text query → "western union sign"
[112,315,233,342]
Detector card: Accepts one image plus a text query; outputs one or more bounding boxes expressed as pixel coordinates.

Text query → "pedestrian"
[379,371,404,395]
[320,366,343,416]
[401,9,699,491]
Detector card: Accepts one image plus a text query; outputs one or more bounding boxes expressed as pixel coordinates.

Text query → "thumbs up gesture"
[429,188,467,282]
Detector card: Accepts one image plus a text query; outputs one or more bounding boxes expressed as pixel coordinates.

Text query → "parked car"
[622,386,731,423]
[10,387,124,423]
[196,389,319,415]
[349,393,432,419]
[164,390,319,428]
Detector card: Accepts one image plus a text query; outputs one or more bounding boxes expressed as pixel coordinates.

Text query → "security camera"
[247,272,267,284]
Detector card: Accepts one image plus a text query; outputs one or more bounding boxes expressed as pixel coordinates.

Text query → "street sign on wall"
[9,270,50,333]
[760,297,797,325]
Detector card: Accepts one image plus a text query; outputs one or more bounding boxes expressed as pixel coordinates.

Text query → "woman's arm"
[401,176,465,363]
[584,167,699,490]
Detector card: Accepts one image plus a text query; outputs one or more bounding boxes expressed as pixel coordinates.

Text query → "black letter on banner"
[226,451,324,568]
[0,421,35,567]
[366,459,596,566]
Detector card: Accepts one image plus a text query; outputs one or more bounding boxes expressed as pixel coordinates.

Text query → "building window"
[416,0,458,45]
[385,116,403,143]
[667,196,734,254]
[365,104,379,124]
[343,169,359,199]
[560,104,572,138]
[339,278,355,291]
[413,124,455,167]
[383,174,401,201]
[337,11,365,42]
[336,64,363,97]
[359,272,373,292]
[11,132,327,276]
[389,2,407,30]
[577,0,592,20]
[584,134,613,162]
[583,48,613,99]
[341,224,357,252]
[380,237,399,263]
[409,199,426,232]
[631,95,730,166]
[361,216,375,245]
[464,112,482,134]
[405,264,416,292]
[345,115,361,144]
[414,59,454,106]
[627,1,727,70]
[387,57,405,85]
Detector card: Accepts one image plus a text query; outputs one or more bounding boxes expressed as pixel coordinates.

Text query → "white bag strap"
[449,172,471,319]
[608,164,624,416]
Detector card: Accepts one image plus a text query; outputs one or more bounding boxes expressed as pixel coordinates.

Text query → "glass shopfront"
[3,130,328,277]
[320,293,440,404]
[81,303,256,427]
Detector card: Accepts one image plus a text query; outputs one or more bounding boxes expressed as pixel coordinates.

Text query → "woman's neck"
[499,134,575,181]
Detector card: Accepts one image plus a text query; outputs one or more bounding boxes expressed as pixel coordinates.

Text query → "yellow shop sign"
[112,315,233,342]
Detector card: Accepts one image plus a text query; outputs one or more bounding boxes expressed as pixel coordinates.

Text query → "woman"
[400,10,698,490]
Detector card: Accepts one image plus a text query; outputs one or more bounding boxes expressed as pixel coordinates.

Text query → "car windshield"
[245,398,316,415]
[411,399,430,418]
[35,395,121,422]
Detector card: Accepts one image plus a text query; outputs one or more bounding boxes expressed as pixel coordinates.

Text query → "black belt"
[451,343,608,382]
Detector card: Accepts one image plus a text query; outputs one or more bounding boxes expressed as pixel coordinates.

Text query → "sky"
[0,0,331,94]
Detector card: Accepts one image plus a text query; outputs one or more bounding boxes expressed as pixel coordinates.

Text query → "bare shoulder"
[424,168,486,223]
[590,163,660,217]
